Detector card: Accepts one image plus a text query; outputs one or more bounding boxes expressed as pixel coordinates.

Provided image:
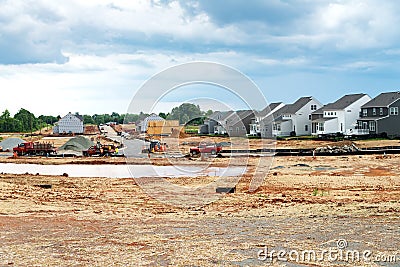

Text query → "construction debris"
[315,143,359,154]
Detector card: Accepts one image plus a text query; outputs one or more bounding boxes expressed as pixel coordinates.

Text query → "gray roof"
[284,97,314,114]
[258,102,283,117]
[260,105,289,124]
[226,110,255,125]
[313,93,367,114]
[362,92,400,108]
[208,111,235,122]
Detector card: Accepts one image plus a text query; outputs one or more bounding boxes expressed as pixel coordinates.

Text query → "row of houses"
[200,91,400,138]
[53,112,181,136]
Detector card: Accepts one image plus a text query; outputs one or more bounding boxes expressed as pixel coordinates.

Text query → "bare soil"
[0,154,399,266]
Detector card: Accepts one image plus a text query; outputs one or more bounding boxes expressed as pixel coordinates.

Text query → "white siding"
[53,113,84,134]
[293,98,323,136]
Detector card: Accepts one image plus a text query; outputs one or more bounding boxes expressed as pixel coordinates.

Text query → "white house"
[53,112,84,134]
[311,94,371,136]
[271,97,323,137]
[249,102,285,136]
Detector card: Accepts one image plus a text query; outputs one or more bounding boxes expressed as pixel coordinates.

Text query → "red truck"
[189,142,222,156]
[13,142,57,156]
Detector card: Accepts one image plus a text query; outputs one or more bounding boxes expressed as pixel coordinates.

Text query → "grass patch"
[312,188,328,197]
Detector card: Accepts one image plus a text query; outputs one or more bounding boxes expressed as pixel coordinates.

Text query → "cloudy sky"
[1,0,400,116]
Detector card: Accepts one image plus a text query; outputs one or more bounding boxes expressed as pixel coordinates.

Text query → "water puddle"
[0,163,245,178]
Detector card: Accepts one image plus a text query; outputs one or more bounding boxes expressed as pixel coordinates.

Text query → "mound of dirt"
[0,137,25,151]
[59,136,94,152]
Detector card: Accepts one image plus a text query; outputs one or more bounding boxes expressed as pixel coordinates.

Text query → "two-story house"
[225,110,255,137]
[53,112,84,134]
[199,111,235,135]
[311,93,371,136]
[248,102,285,136]
[357,92,400,138]
[270,97,323,137]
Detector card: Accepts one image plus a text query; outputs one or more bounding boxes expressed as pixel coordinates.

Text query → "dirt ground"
[0,154,399,266]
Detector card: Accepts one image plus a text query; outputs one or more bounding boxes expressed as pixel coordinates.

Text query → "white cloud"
[303,1,400,49]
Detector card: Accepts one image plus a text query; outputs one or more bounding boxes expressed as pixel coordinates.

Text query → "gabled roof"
[208,111,235,122]
[313,93,368,114]
[258,102,283,117]
[260,105,289,124]
[63,112,83,122]
[362,92,400,108]
[228,110,255,125]
[284,97,314,114]
[75,114,84,122]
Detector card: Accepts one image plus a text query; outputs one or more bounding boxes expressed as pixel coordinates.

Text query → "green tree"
[83,115,95,124]
[14,108,39,132]
[167,103,202,124]
[124,113,140,124]
[158,112,168,119]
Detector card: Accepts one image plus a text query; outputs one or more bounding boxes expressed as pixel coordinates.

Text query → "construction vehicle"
[83,142,118,157]
[142,140,167,153]
[190,142,222,156]
[13,142,57,156]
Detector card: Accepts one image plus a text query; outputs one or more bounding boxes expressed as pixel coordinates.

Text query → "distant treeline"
[0,104,213,133]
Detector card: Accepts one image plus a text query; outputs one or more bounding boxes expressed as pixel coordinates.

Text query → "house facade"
[249,102,285,136]
[53,112,84,134]
[357,92,400,138]
[226,110,255,137]
[270,97,323,137]
[200,111,235,135]
[311,94,371,136]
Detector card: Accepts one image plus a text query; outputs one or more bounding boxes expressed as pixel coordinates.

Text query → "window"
[372,108,376,115]
[305,125,308,132]
[363,109,368,117]
[380,108,383,115]
[319,122,324,131]
[311,105,317,111]
[340,123,343,132]
[236,127,239,133]
[390,107,399,115]
[309,115,311,120]
[369,121,376,131]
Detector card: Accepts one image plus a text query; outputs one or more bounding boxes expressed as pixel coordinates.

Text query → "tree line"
[0,103,213,133]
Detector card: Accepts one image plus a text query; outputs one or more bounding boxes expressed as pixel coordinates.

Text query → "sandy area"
[0,154,399,266]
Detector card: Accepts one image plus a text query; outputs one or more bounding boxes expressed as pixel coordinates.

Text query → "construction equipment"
[142,140,167,153]
[13,142,57,156]
[83,142,118,157]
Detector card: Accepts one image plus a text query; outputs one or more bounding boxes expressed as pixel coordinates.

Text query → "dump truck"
[13,142,57,156]
[83,142,118,157]
[190,142,222,156]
